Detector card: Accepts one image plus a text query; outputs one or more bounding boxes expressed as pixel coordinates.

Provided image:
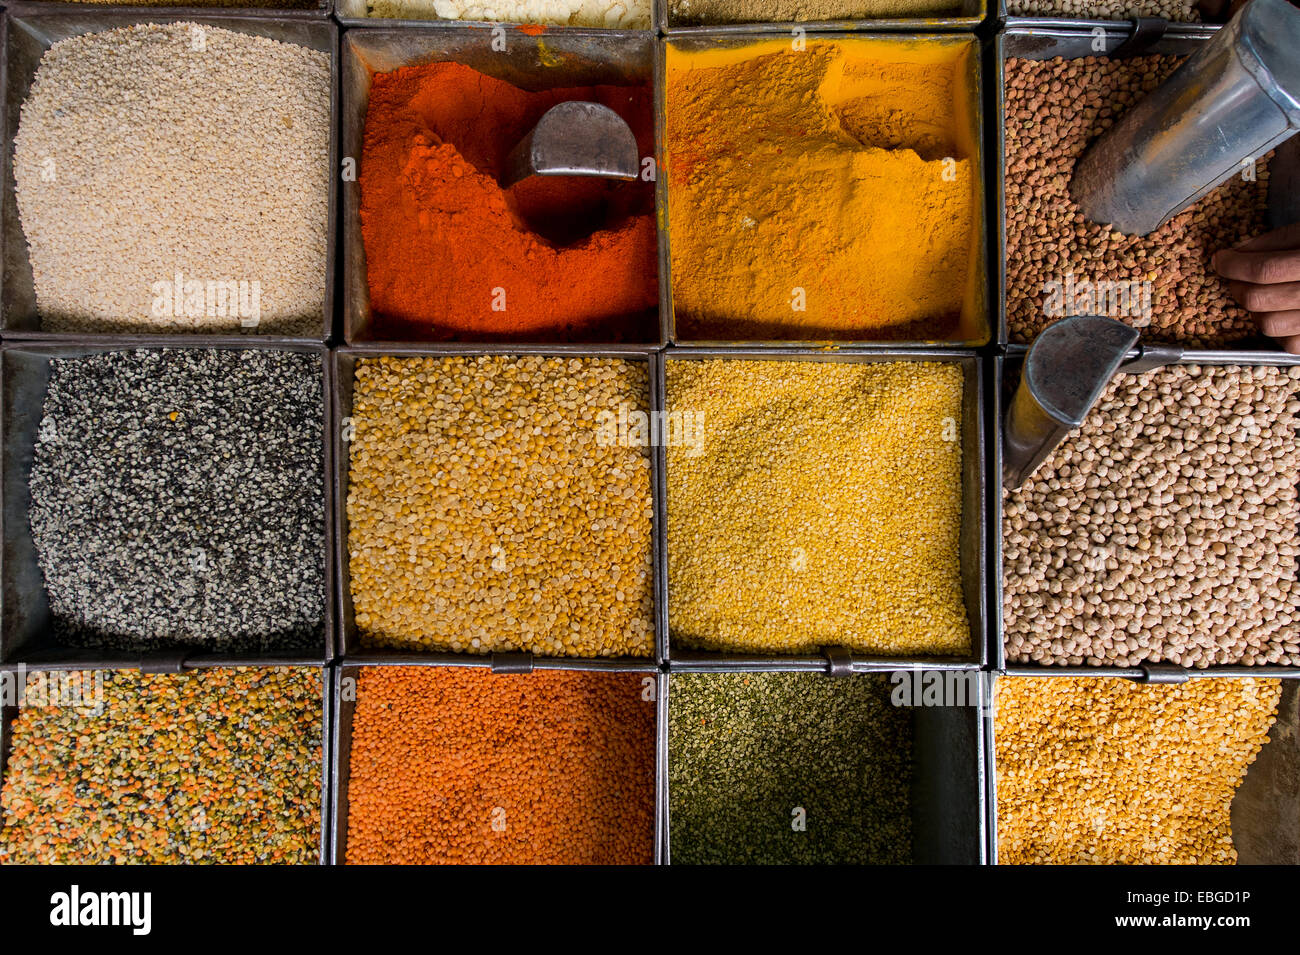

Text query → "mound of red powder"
[359,61,658,342]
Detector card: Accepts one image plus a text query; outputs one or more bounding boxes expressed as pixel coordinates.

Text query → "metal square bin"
[0,9,338,342]
[339,26,663,346]
[985,673,1300,865]
[0,662,333,864]
[0,339,336,668]
[998,5,1229,28]
[333,343,666,666]
[660,348,987,673]
[4,0,333,17]
[658,0,987,34]
[994,24,1300,348]
[660,669,989,864]
[661,32,989,347]
[335,0,657,30]
[992,347,1300,676]
[331,661,664,864]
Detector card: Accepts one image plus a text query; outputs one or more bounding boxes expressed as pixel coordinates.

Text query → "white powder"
[365,0,651,28]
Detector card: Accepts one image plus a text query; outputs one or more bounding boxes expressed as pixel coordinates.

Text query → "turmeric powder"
[665,39,981,342]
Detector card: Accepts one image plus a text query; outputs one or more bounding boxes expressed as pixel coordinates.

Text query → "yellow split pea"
[347,355,654,657]
[666,359,969,656]
[994,677,1281,865]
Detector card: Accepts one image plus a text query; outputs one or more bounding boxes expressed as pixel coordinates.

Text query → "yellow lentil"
[994,676,1281,865]
[666,359,969,655]
[347,355,654,657]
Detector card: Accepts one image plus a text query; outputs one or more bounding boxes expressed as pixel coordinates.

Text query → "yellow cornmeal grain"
[666,359,968,655]
[347,355,654,657]
[994,677,1281,865]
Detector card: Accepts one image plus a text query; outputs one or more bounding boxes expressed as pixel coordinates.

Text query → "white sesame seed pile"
[13,24,330,335]
[29,349,327,652]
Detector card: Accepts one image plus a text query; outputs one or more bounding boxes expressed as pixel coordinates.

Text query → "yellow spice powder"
[666,38,980,341]
[666,359,970,656]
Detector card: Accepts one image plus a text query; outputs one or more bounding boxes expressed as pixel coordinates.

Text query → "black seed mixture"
[669,672,913,865]
[28,349,326,652]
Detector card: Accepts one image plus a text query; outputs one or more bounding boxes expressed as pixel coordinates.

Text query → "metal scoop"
[1003,315,1140,489]
[1071,0,1300,237]
[502,101,639,188]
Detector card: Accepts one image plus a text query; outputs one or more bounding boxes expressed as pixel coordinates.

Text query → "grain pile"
[1005,0,1199,16]
[994,677,1281,865]
[667,359,969,656]
[347,356,654,657]
[669,0,961,23]
[1003,365,1300,668]
[345,667,655,864]
[14,23,329,334]
[669,673,912,864]
[0,668,323,865]
[29,349,327,653]
[1004,56,1268,346]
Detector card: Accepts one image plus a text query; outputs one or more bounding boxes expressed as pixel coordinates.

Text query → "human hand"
[1214,222,1300,353]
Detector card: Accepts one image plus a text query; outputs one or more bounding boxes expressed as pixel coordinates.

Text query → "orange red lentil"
[345,667,655,864]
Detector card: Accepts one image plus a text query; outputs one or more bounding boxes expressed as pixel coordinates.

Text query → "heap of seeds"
[1003,365,1300,668]
[29,349,326,652]
[0,668,323,865]
[667,359,969,656]
[1005,0,1199,17]
[669,0,962,24]
[669,672,911,864]
[994,677,1281,865]
[1004,56,1269,346]
[347,356,654,657]
[346,667,655,864]
[13,23,329,334]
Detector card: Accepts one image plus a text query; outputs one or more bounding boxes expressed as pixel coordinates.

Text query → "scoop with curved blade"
[1070,0,1300,237]
[1003,315,1142,490]
[502,101,640,188]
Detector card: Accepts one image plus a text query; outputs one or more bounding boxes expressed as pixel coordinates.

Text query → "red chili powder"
[359,61,658,342]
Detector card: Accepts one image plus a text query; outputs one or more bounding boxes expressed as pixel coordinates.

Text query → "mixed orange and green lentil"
[0,668,323,864]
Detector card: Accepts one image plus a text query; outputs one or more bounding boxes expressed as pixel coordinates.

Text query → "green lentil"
[668,672,912,864]
[0,667,322,865]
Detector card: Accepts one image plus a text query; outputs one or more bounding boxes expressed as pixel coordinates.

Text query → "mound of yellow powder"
[665,39,981,342]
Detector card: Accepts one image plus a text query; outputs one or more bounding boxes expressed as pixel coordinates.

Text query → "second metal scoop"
[502,101,640,188]
[1070,0,1300,237]
[1003,315,1140,490]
